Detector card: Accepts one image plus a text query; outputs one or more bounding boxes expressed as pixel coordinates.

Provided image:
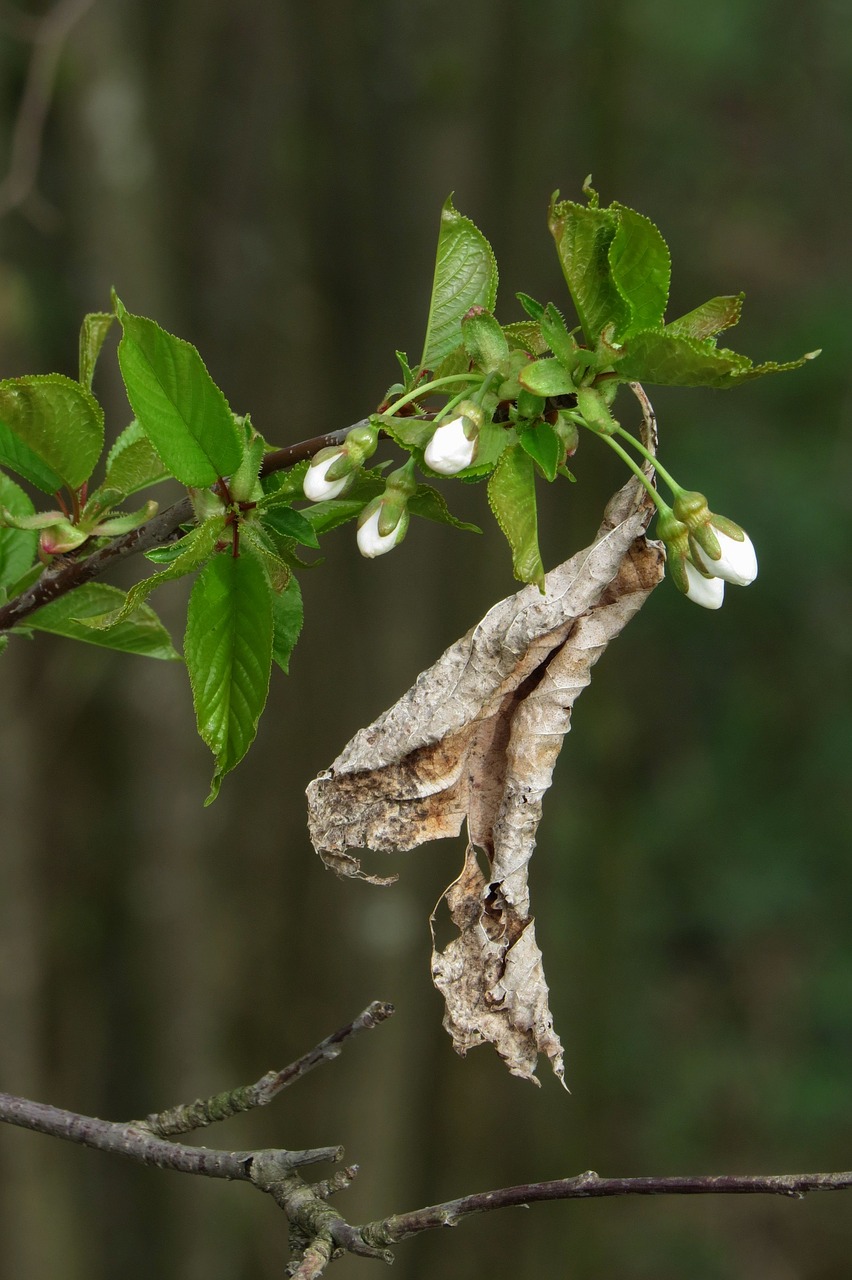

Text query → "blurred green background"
[0,1,850,1277]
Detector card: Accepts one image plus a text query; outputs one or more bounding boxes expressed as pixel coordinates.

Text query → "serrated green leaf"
[461,308,509,371]
[420,195,498,370]
[271,574,303,674]
[608,203,671,337]
[548,194,627,345]
[79,312,115,391]
[518,357,576,398]
[240,523,292,591]
[260,505,320,548]
[184,550,273,804]
[261,458,309,500]
[666,294,745,341]
[612,329,816,387]
[380,414,435,451]
[0,375,105,494]
[84,517,224,628]
[23,583,179,659]
[0,470,37,589]
[115,301,242,487]
[102,420,170,499]
[539,303,579,368]
[518,423,561,481]
[516,292,545,321]
[487,444,545,589]
[502,321,549,356]
[408,485,481,532]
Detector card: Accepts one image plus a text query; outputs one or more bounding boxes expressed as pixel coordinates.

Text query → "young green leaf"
[271,574,303,674]
[607,203,671,337]
[407,485,481,532]
[82,517,224,629]
[115,300,242,487]
[79,312,115,391]
[502,321,549,356]
[0,471,38,589]
[184,550,273,805]
[260,505,320,548]
[518,422,561,481]
[611,329,818,387]
[487,443,545,589]
[23,583,179,659]
[666,293,745,341]
[0,375,105,495]
[548,194,627,346]
[103,420,170,497]
[420,195,498,371]
[461,308,509,371]
[518,357,576,398]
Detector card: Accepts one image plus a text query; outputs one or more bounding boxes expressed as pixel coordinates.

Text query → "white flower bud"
[303,451,351,502]
[423,415,477,475]
[692,523,758,586]
[684,559,725,610]
[356,505,408,558]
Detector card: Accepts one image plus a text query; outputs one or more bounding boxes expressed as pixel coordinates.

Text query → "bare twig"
[0,0,97,225]
[143,1000,394,1138]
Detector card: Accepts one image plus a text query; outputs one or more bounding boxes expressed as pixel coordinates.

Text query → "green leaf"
[539,303,580,368]
[103,420,170,496]
[518,423,561,481]
[548,194,627,345]
[516,292,545,321]
[271,574,303,674]
[84,517,224,628]
[607,203,671,337]
[666,294,745,341]
[0,470,38,589]
[518,357,576,398]
[487,444,545,589]
[408,485,481,532]
[23,583,179,659]
[420,195,498,371]
[461,308,509,371]
[260,505,320,548]
[115,301,242,487]
[0,375,105,494]
[184,550,273,804]
[502,321,549,356]
[612,329,818,387]
[79,312,115,391]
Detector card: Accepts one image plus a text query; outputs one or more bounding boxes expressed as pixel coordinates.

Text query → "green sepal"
[420,194,498,370]
[487,443,545,590]
[79,312,115,391]
[271,574,303,674]
[259,504,320,549]
[666,294,745,341]
[23,582,179,660]
[607,203,671,337]
[81,516,224,629]
[0,471,37,590]
[0,375,105,495]
[518,357,576,398]
[518,422,561,481]
[461,308,509,372]
[184,549,273,805]
[114,298,242,486]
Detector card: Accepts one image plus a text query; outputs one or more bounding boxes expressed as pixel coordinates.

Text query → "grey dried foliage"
[307,467,664,1082]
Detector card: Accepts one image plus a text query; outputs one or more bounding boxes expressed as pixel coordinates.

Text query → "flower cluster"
[657,492,757,610]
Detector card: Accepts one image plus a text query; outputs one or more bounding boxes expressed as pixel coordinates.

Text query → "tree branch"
[0,422,362,633]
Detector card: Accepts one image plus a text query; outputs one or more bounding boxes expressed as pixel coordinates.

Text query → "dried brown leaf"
[307,472,665,1081]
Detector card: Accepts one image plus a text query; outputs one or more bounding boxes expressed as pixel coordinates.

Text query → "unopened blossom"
[303,450,351,502]
[691,521,758,586]
[356,501,409,558]
[683,559,725,610]
[424,414,478,475]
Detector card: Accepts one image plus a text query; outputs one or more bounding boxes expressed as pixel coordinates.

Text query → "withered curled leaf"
[307,470,664,1082]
